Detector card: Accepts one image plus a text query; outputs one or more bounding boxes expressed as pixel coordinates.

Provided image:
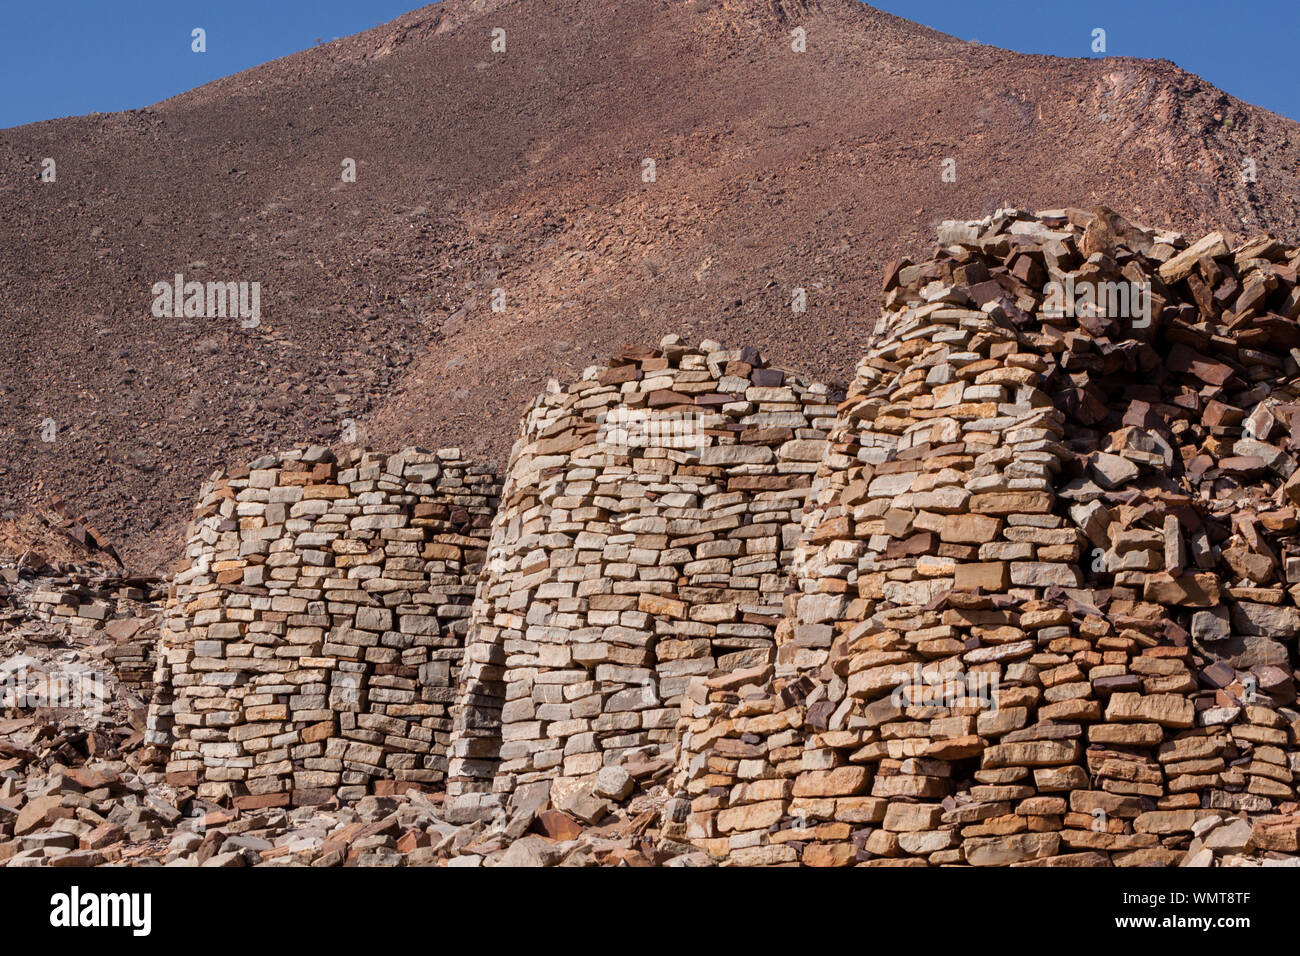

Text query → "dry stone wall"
[146,446,499,808]
[447,337,840,820]
[669,208,1300,866]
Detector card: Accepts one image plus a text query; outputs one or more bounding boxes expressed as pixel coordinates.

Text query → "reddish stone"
[536,810,586,841]
[751,368,785,387]
[598,364,641,385]
[646,389,692,407]
[1166,343,1235,386]
[232,791,292,811]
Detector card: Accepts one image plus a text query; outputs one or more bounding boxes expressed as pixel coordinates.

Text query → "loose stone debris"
[1,556,163,725]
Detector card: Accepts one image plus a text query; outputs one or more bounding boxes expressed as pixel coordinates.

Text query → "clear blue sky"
[0,0,422,129]
[2,1,1297,130]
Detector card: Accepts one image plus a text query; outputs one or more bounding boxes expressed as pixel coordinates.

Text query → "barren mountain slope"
[2,0,1299,570]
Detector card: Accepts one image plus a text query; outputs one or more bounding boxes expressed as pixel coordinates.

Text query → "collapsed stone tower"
[669,209,1300,865]
[147,447,499,807]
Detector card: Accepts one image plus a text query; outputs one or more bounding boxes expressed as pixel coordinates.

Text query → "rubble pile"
[1,558,164,722]
[0,717,171,867]
[448,337,840,821]
[670,208,1300,866]
[146,447,500,808]
[0,716,699,868]
[19,567,164,700]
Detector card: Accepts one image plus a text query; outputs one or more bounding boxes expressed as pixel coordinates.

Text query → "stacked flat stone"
[669,208,1300,866]
[447,336,840,820]
[146,446,499,809]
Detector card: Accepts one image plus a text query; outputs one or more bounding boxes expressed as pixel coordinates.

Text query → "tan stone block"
[793,766,871,798]
[954,562,1010,591]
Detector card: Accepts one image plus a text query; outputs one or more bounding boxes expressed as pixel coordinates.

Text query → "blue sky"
[0,0,421,129]
[2,1,1297,130]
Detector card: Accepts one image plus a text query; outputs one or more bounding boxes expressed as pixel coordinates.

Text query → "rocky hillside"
[4,0,1300,571]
